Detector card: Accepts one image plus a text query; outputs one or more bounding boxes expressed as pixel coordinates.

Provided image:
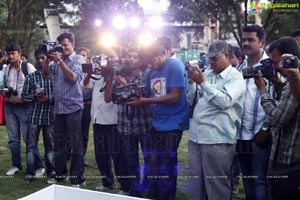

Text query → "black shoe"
[23,176,33,185]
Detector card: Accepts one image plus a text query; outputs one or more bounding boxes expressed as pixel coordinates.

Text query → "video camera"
[0,86,18,98]
[242,58,276,79]
[112,83,146,104]
[38,41,63,54]
[83,55,131,79]
[282,56,299,69]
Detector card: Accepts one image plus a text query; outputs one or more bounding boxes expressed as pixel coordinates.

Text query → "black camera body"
[185,60,205,71]
[242,58,276,79]
[282,56,298,69]
[38,41,63,54]
[0,86,18,98]
[112,83,145,104]
[86,55,129,79]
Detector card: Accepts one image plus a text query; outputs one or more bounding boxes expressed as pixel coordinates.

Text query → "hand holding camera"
[35,88,48,103]
[187,66,206,85]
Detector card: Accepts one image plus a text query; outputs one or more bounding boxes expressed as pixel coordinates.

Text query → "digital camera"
[242,58,276,79]
[112,83,145,104]
[282,56,299,69]
[0,86,18,98]
[185,60,205,71]
[38,41,64,54]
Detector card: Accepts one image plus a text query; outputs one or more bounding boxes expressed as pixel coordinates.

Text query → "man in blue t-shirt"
[127,40,189,200]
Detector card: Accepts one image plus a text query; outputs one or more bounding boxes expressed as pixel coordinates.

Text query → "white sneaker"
[118,190,130,195]
[95,185,115,191]
[6,166,21,176]
[35,168,45,177]
[71,181,86,188]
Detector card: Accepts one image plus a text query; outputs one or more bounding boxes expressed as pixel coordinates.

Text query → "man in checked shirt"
[22,48,55,185]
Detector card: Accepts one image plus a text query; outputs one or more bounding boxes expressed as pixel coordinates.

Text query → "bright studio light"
[129,17,141,29]
[99,32,117,48]
[138,31,155,47]
[95,19,102,27]
[112,15,127,30]
[148,16,164,30]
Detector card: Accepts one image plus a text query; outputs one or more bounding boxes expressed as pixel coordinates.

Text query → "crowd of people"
[0,25,299,200]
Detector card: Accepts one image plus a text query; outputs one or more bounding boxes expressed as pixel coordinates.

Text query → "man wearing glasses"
[187,40,246,200]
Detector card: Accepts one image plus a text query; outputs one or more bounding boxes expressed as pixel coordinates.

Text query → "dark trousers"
[121,132,151,196]
[268,160,300,200]
[53,109,85,185]
[93,124,129,192]
[237,139,271,200]
[26,124,54,176]
[81,103,91,157]
[148,128,183,200]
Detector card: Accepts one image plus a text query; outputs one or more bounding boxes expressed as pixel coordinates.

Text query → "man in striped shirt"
[47,32,85,188]
[237,25,271,200]
[22,48,55,185]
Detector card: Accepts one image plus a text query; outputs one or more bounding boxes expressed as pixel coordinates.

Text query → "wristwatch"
[261,122,271,132]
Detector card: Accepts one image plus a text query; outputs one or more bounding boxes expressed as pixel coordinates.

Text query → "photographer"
[104,47,151,197]
[126,40,189,200]
[187,40,246,200]
[46,32,86,188]
[237,25,272,200]
[1,43,38,176]
[82,49,129,194]
[254,36,300,200]
[21,48,55,184]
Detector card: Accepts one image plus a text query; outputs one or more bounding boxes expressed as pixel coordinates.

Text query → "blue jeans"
[5,102,41,170]
[237,139,271,200]
[53,109,85,185]
[148,128,183,200]
[26,123,54,176]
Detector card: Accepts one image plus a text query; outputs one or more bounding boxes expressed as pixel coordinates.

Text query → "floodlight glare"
[112,15,127,30]
[129,17,141,29]
[148,16,164,30]
[99,32,117,48]
[138,31,155,47]
[95,19,102,27]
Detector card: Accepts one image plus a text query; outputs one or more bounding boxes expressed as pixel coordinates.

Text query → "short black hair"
[291,29,300,37]
[139,40,166,61]
[243,25,266,41]
[5,43,21,53]
[268,36,300,58]
[21,54,28,59]
[57,32,75,44]
[231,46,243,59]
[34,48,46,57]
[76,47,90,55]
[157,36,172,51]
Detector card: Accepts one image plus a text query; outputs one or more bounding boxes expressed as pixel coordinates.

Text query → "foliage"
[168,0,300,48]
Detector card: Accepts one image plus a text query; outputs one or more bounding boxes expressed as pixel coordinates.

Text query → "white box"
[18,185,146,200]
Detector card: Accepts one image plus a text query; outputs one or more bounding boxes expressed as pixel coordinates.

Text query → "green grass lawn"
[0,126,245,199]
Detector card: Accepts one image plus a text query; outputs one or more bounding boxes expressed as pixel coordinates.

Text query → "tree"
[168,0,300,49]
[0,0,81,54]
